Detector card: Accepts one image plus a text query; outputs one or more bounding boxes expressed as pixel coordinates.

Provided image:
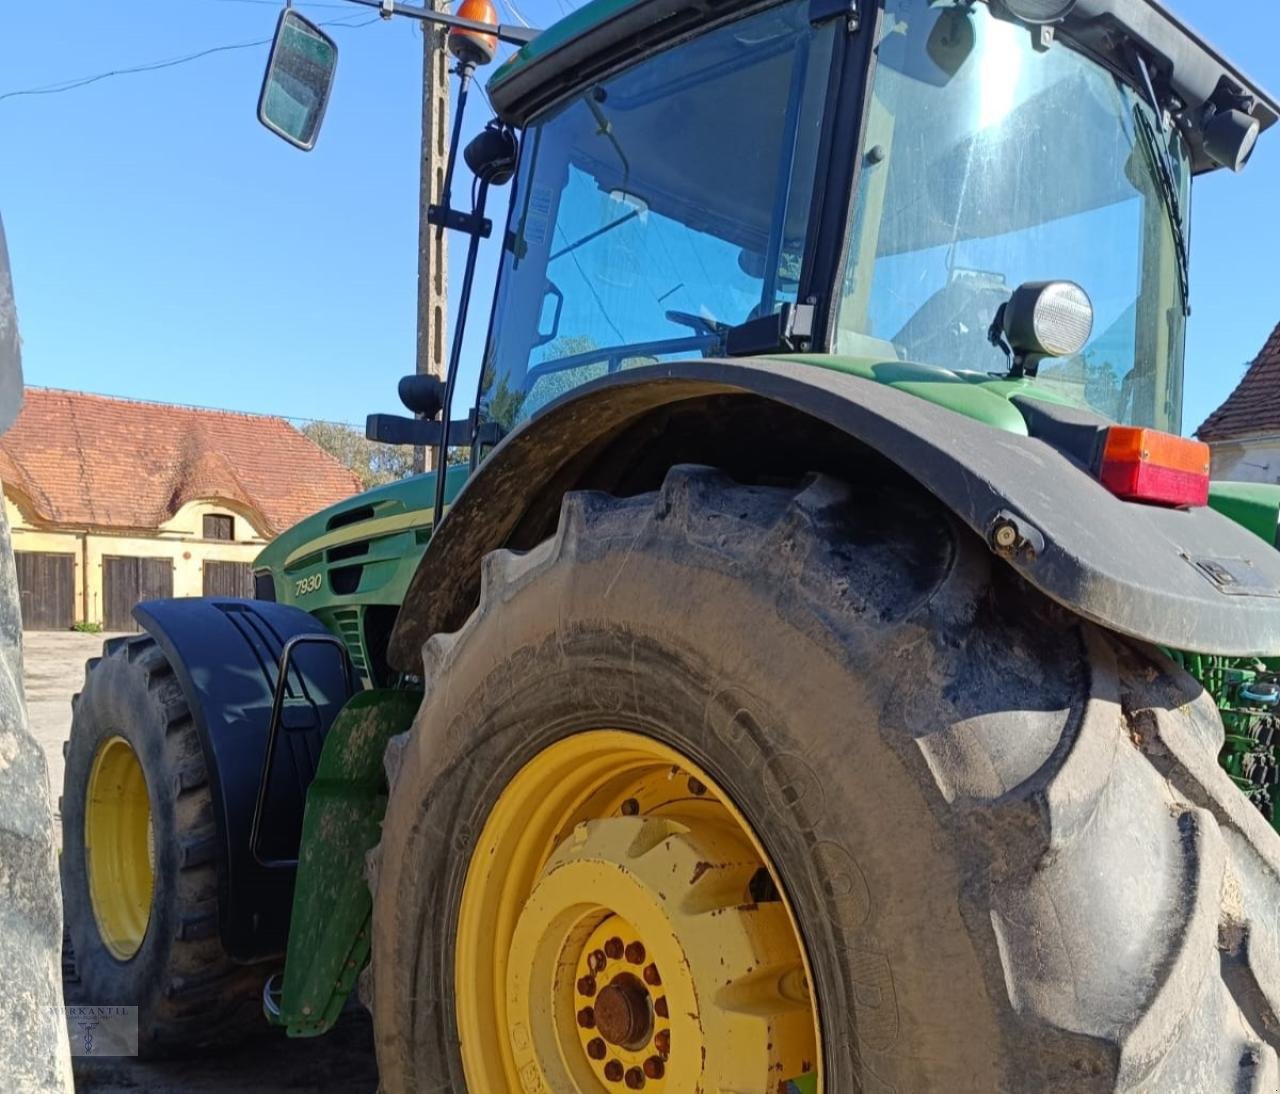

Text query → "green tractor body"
[60,0,1280,1086]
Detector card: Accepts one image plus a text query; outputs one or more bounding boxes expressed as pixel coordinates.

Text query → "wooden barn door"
[203,560,253,598]
[14,552,74,630]
[102,556,173,632]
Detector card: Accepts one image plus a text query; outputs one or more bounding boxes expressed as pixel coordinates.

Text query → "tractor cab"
[476,0,1275,439]
[258,0,1276,456]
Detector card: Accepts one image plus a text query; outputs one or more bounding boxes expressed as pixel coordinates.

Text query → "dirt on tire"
[368,464,1280,1092]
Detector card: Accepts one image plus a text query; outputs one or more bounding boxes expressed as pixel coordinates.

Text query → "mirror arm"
[340,0,539,46]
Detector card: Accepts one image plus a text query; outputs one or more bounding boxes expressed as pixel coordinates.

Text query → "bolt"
[605,936,625,960]
[688,776,706,796]
[624,1067,646,1089]
[625,941,646,965]
[301,1005,312,1016]
[653,996,669,1019]
[654,1028,671,1057]
[588,949,607,973]
[643,1056,665,1079]
[577,974,597,997]
[866,143,887,165]
[992,522,1019,551]
[577,1006,596,1029]
[643,963,661,986]
[620,798,639,816]
[587,1037,607,1060]
[604,1059,625,1082]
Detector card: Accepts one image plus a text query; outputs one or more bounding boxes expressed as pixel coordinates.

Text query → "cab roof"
[489,0,1278,174]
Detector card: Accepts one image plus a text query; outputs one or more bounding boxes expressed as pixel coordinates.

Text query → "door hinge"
[809,0,858,30]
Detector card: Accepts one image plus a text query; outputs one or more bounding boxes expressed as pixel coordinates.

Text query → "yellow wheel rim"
[457,730,822,1092]
[85,736,154,960]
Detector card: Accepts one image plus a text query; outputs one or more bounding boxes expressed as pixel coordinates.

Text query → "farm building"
[0,388,360,630]
[1199,321,1280,482]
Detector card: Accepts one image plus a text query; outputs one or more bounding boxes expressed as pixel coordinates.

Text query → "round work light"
[997,0,1078,25]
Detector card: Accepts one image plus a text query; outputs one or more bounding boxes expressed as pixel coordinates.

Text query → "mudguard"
[134,597,352,962]
[388,357,1280,669]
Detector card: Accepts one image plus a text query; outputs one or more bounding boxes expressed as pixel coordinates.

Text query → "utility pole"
[414,9,450,474]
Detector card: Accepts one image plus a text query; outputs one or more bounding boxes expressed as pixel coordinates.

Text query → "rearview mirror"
[258,10,337,151]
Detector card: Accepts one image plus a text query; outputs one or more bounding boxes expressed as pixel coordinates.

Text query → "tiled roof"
[1198,322,1280,442]
[0,388,361,536]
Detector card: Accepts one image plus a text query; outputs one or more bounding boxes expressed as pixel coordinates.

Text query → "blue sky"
[1,0,1277,436]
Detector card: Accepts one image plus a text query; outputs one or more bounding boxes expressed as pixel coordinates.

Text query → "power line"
[205,0,360,8]
[0,15,379,105]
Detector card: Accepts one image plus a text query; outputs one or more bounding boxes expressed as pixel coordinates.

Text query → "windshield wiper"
[1128,49,1191,316]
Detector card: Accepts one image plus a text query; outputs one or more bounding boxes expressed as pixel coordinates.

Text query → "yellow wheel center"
[84,736,154,960]
[457,731,821,1092]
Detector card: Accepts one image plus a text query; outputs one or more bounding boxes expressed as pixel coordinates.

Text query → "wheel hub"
[593,976,652,1049]
[458,732,821,1092]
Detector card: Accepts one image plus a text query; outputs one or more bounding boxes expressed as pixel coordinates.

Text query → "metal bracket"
[724,302,817,357]
[425,204,492,238]
[366,411,503,448]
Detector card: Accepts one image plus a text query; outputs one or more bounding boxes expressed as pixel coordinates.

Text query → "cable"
[205,0,359,7]
[0,15,379,104]
[497,0,531,29]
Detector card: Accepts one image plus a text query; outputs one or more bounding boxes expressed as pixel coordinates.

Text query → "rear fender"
[134,597,351,962]
[389,357,1280,667]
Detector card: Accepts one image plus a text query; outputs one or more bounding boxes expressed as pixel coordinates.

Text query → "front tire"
[61,635,263,1056]
[371,466,1280,1092]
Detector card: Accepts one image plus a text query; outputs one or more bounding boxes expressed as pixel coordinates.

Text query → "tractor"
[60,0,1280,1089]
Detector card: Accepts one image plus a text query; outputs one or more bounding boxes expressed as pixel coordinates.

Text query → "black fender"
[134,597,351,962]
[388,357,1280,669]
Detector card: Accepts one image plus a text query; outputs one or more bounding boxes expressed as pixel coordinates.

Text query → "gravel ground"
[23,629,122,830]
[23,630,380,1093]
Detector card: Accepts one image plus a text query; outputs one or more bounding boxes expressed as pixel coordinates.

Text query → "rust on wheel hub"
[594,974,652,1049]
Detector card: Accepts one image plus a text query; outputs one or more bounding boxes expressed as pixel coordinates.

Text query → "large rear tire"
[61,635,263,1056]
[371,466,1280,1092]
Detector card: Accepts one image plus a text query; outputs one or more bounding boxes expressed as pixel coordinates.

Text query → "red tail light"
[1097,426,1210,508]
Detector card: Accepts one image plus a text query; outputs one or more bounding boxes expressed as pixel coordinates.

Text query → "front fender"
[389,357,1280,668]
[135,597,351,962]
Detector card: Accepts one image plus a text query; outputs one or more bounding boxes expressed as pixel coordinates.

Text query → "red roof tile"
[0,388,361,536]
[1198,322,1280,442]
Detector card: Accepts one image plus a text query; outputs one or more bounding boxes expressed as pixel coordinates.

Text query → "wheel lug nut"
[624,1066,646,1089]
[688,776,706,795]
[604,936,625,960]
[643,1056,665,1079]
[587,1037,607,1060]
[654,1028,671,1057]
[624,941,646,965]
[643,963,661,986]
[577,974,597,996]
[653,996,668,1019]
[588,949,607,973]
[620,797,639,816]
[577,1006,595,1029]
[604,1059,624,1082]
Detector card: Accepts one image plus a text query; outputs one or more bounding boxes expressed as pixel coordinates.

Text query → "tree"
[301,421,416,490]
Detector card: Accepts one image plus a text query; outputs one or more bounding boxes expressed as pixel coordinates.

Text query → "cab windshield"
[838,0,1191,431]
[477,0,836,429]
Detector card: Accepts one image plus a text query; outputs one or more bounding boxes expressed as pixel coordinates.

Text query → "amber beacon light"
[449,0,500,66]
